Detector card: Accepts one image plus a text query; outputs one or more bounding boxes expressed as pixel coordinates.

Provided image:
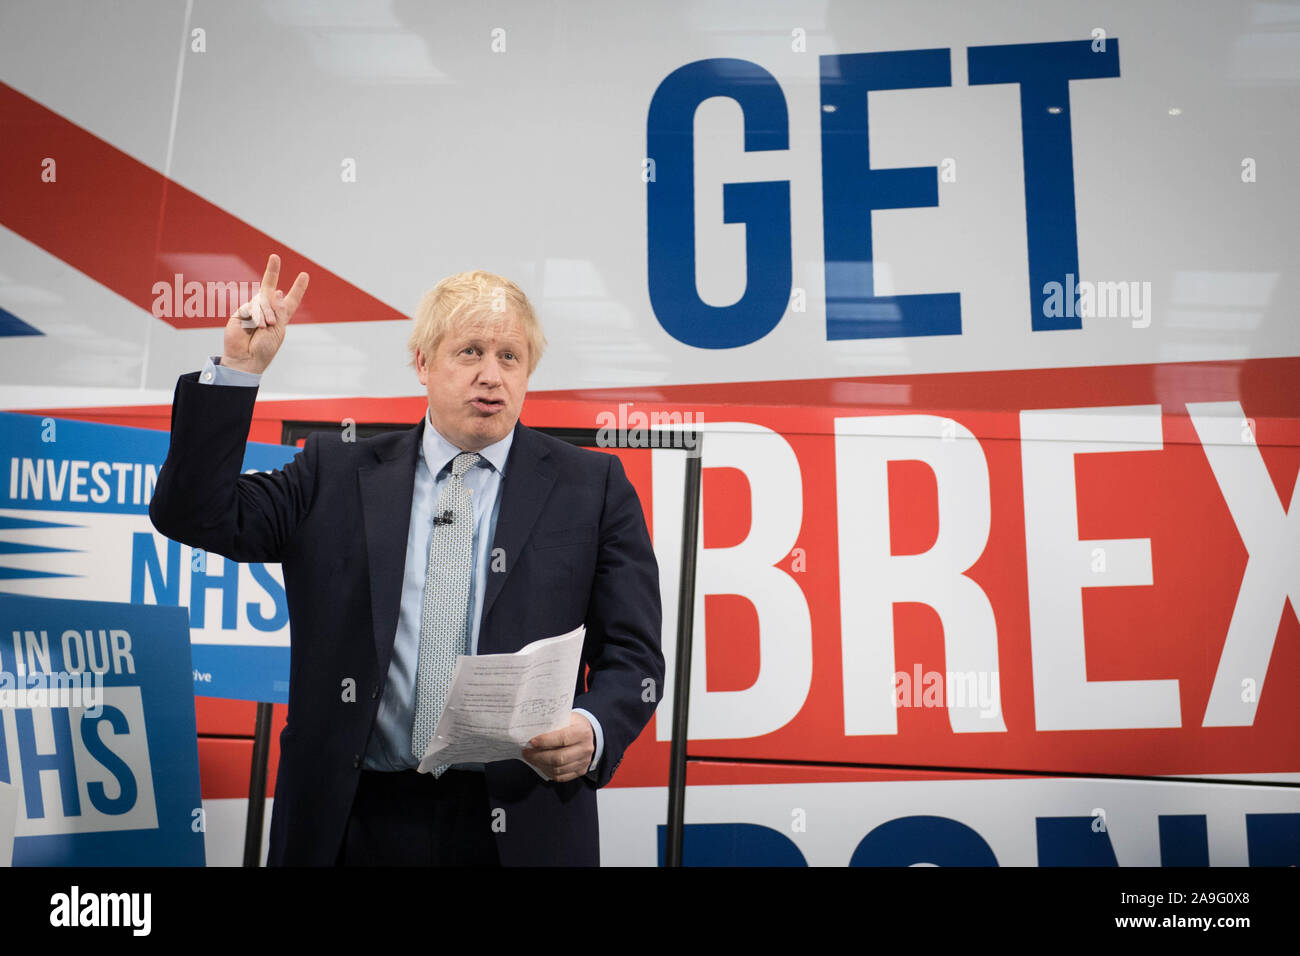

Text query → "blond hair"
[408,270,545,374]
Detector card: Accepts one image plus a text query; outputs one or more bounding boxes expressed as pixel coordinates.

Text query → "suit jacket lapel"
[358,418,423,669]
[480,422,556,643]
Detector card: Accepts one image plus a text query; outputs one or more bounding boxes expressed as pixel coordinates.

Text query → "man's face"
[416,312,530,452]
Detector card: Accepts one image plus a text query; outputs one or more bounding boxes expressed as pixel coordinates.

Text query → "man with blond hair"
[150,255,663,866]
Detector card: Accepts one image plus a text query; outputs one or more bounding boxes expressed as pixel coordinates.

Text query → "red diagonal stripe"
[0,81,405,328]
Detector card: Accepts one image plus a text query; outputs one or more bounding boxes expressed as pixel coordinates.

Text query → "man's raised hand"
[221,254,309,375]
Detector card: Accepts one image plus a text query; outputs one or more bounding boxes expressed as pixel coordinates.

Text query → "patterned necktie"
[411,451,481,774]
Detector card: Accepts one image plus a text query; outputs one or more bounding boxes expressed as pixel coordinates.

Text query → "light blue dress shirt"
[198,357,603,775]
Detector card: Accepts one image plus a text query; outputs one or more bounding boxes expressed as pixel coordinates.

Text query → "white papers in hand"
[416,625,585,774]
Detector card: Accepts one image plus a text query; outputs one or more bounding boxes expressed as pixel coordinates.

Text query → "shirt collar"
[420,411,514,477]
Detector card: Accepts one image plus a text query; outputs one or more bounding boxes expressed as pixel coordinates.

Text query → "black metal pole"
[665,437,702,867]
[242,701,273,866]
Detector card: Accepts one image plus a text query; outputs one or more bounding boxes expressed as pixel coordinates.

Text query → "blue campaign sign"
[0,593,204,864]
[0,411,295,702]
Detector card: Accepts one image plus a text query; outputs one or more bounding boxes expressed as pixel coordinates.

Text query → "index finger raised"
[259,253,282,300]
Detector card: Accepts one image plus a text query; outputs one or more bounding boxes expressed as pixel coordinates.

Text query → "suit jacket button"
[371,685,380,700]
[352,754,361,768]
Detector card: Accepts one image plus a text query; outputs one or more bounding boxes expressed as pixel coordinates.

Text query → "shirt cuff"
[572,707,604,773]
[200,356,262,387]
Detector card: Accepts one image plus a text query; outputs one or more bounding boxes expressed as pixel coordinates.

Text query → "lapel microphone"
[432,510,454,526]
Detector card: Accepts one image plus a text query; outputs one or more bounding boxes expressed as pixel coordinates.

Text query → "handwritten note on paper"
[416,625,585,773]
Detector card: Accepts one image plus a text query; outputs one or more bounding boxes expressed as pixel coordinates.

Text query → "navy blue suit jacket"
[149,372,663,865]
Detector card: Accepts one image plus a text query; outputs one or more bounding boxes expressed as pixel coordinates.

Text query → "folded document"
[416,625,585,774]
